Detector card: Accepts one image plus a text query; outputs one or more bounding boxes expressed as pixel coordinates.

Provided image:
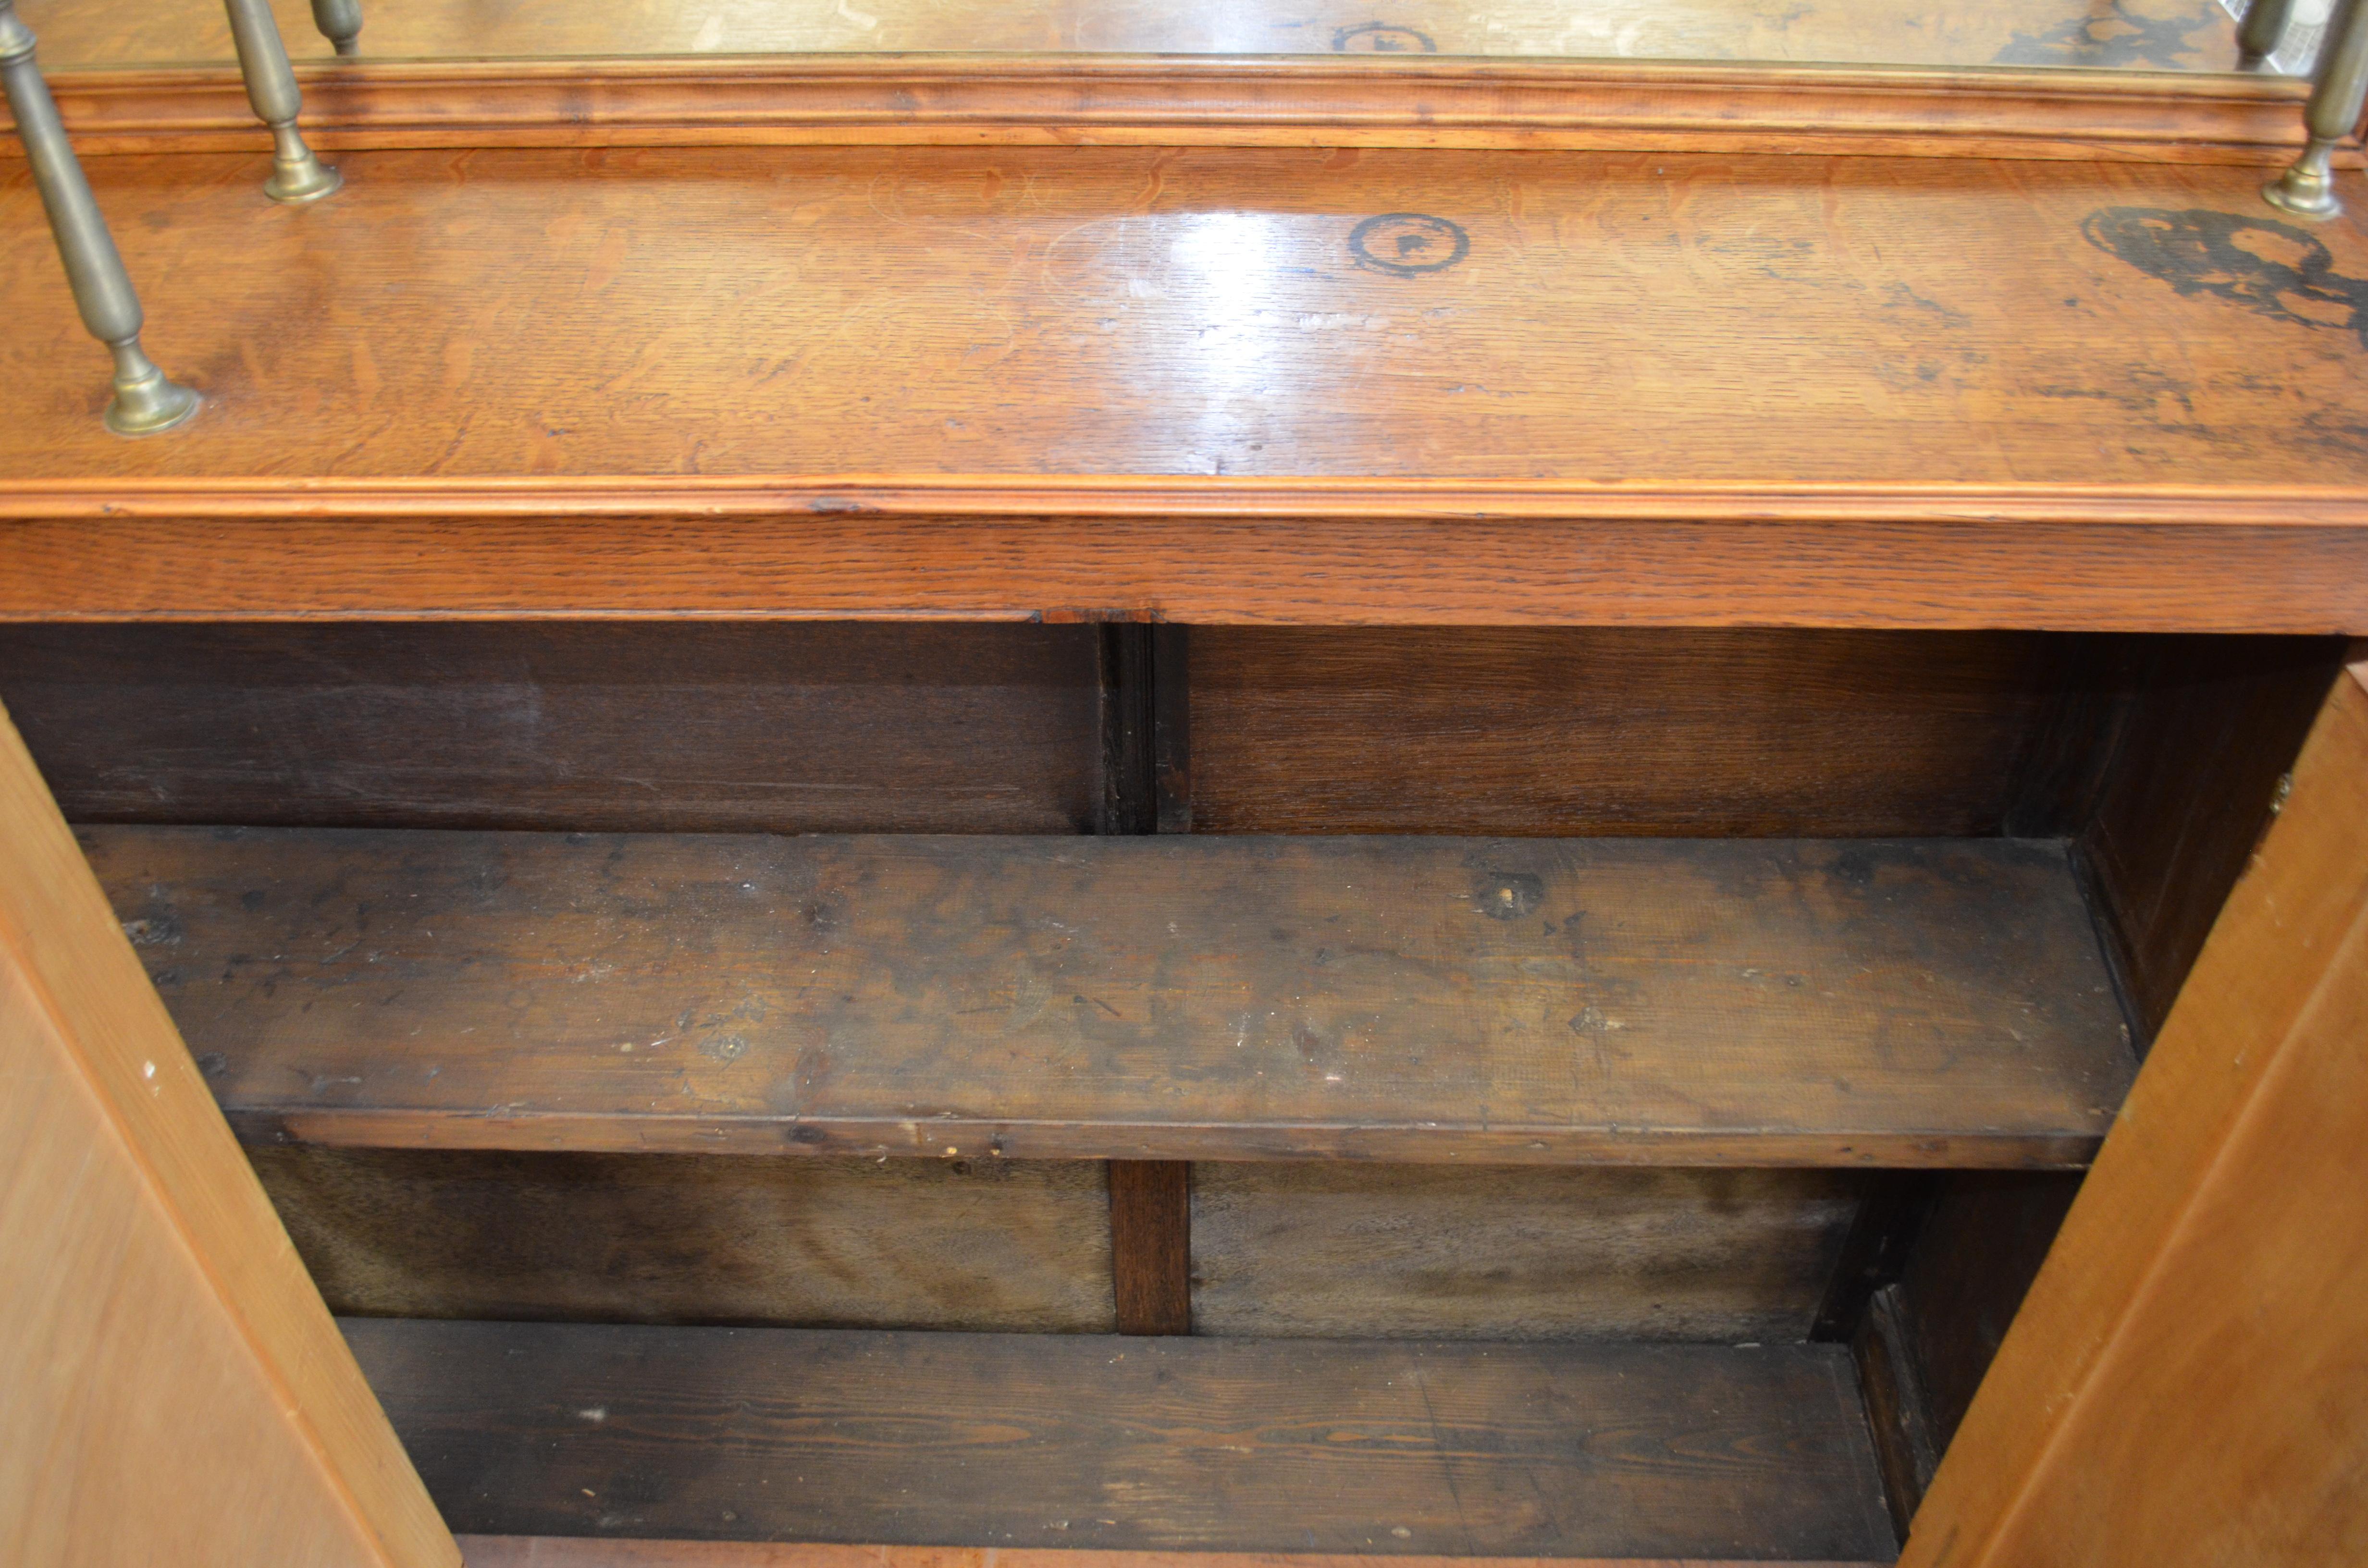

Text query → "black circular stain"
[1349,212,1470,277]
[1333,22,1438,53]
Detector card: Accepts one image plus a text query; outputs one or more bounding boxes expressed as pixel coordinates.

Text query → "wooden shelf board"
[345,1319,1898,1560]
[89,826,2134,1166]
[6,148,2368,628]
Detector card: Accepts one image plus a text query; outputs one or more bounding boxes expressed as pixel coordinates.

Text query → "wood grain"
[345,1319,1899,1559]
[0,703,453,1568]
[4,148,2368,507]
[9,0,2272,73]
[250,1146,1116,1331]
[1191,628,2069,836]
[1188,1164,1859,1342]
[1903,656,2368,1567]
[87,826,2135,1167]
[8,514,2368,631]
[1107,1160,1190,1335]
[0,622,1101,834]
[453,1542,1892,1568]
[11,57,2319,163]
[2079,634,2347,1038]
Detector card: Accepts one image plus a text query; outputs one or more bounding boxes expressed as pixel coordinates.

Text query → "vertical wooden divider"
[0,699,456,1568]
[1102,624,1194,1335]
[1903,651,2368,1567]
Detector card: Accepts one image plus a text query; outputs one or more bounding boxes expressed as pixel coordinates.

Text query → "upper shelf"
[3,0,2325,161]
[88,825,2134,1168]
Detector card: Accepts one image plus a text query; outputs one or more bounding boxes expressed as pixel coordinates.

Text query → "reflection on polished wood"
[3,147,2366,490]
[4,147,2368,627]
[17,0,2267,74]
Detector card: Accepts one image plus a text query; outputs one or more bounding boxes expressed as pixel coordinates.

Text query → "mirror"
[16,0,2336,77]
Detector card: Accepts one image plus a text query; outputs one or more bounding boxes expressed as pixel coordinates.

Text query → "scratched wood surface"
[86,825,2133,1165]
[14,0,2265,73]
[1189,1164,1860,1341]
[346,1320,1898,1558]
[250,1146,1118,1331]
[0,623,1102,835]
[4,148,2368,501]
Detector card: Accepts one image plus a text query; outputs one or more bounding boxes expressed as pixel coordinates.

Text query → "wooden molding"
[11,55,2328,162]
[6,513,2367,633]
[7,475,2368,527]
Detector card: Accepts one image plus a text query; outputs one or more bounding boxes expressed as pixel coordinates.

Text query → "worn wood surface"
[3,150,2368,505]
[250,1146,1115,1331]
[12,0,2270,72]
[1904,656,2368,1567]
[89,826,2133,1166]
[1107,1160,1191,1335]
[0,704,454,1568]
[1189,1164,1858,1341]
[0,622,1100,834]
[1192,627,2071,836]
[347,1319,1898,1559]
[453,1542,1892,1568]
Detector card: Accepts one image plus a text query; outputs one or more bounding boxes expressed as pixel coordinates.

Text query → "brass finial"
[311,0,363,57]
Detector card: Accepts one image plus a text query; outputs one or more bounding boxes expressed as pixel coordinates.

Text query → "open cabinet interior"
[0,621,2344,1562]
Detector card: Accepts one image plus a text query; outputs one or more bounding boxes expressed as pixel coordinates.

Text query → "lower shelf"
[345,1320,1896,1563]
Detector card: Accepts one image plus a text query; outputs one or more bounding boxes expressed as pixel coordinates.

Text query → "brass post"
[223,0,340,202]
[310,0,363,57]
[2266,0,2368,218]
[2240,0,2297,69]
[0,0,199,435]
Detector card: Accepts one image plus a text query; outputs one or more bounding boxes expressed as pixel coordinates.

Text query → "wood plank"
[345,1319,1899,1560]
[454,1542,1891,1568]
[1191,627,2068,836]
[1188,1165,1859,1342]
[0,703,453,1568]
[1107,1160,1191,1335]
[249,1146,1117,1331]
[1903,654,2368,1566]
[10,512,2368,632]
[12,0,2270,73]
[0,622,1102,834]
[86,826,2136,1166]
[4,148,2368,520]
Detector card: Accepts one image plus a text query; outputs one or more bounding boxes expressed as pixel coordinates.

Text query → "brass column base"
[103,338,200,436]
[2264,139,2342,220]
[264,122,340,203]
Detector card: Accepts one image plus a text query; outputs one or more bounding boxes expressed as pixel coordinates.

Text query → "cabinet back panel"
[1192,1165,1860,1343]
[1189,627,2065,836]
[0,623,1101,835]
[251,1146,1117,1332]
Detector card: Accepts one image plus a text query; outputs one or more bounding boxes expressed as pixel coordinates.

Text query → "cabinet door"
[0,701,452,1568]
[1907,651,2368,1568]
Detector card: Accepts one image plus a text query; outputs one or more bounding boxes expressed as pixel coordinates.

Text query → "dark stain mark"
[2083,206,2368,349]
[1350,213,1470,277]
[195,1051,229,1077]
[1994,3,2212,69]
[1333,22,1437,53]
[121,913,182,946]
[1472,871,1543,920]
[240,889,267,911]
[1830,848,1877,889]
